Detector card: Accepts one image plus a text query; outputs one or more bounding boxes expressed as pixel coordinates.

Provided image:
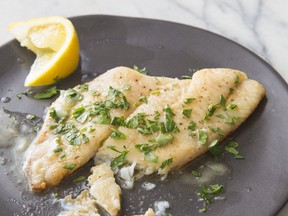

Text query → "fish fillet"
[95,68,265,175]
[24,66,174,190]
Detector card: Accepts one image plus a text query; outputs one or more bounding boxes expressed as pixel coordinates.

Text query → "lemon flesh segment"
[8,16,80,86]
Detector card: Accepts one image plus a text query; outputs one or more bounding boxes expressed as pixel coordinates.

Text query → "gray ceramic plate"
[0,15,287,216]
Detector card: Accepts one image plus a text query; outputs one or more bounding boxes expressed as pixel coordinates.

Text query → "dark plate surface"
[0,15,287,216]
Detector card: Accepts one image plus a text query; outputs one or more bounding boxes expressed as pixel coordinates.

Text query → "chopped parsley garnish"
[208,126,224,136]
[53,147,63,153]
[156,133,174,147]
[153,111,160,120]
[208,139,223,158]
[126,113,146,129]
[225,115,239,125]
[133,65,148,75]
[77,84,89,92]
[215,114,225,119]
[182,109,192,118]
[49,109,60,123]
[107,146,123,153]
[73,175,86,183]
[123,83,131,90]
[196,184,224,212]
[144,153,158,163]
[63,164,77,170]
[184,98,195,104]
[110,128,127,140]
[225,140,244,159]
[198,129,208,145]
[235,75,240,84]
[163,104,175,116]
[220,95,226,109]
[111,116,125,126]
[188,120,197,131]
[64,89,82,101]
[227,103,238,110]
[204,104,217,120]
[151,90,161,95]
[34,86,58,99]
[160,158,173,169]
[191,170,201,177]
[139,96,148,104]
[73,107,89,123]
[110,150,129,169]
[162,114,179,133]
[105,86,130,110]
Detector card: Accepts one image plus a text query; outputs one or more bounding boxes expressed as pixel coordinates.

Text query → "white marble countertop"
[1,0,288,82]
[0,0,287,215]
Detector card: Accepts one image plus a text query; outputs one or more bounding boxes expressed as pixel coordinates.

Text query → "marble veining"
[0,0,287,81]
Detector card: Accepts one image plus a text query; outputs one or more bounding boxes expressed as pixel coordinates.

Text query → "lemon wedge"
[8,16,80,86]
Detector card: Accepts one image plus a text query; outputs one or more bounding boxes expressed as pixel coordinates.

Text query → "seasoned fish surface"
[95,69,265,175]
[24,66,174,190]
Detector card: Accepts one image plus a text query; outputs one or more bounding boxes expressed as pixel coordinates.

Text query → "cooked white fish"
[58,190,100,216]
[88,164,121,216]
[24,66,174,190]
[95,68,265,175]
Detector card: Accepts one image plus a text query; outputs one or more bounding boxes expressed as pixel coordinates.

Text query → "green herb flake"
[208,139,223,158]
[123,83,131,90]
[220,95,226,109]
[227,103,238,110]
[225,115,239,125]
[151,90,161,95]
[49,109,60,122]
[110,150,129,169]
[26,114,35,120]
[188,120,197,131]
[160,158,173,169]
[162,114,179,133]
[53,147,63,153]
[198,129,208,145]
[156,133,174,147]
[73,175,86,183]
[34,86,58,99]
[133,65,148,75]
[110,128,127,140]
[105,86,130,110]
[63,164,77,170]
[144,153,158,163]
[196,184,224,210]
[215,114,225,119]
[204,104,217,120]
[107,146,123,153]
[111,116,125,126]
[73,107,89,123]
[139,96,148,104]
[182,109,192,118]
[184,98,195,104]
[153,111,160,120]
[191,170,201,177]
[208,126,224,136]
[77,84,89,92]
[225,140,244,159]
[163,105,175,116]
[235,75,240,84]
